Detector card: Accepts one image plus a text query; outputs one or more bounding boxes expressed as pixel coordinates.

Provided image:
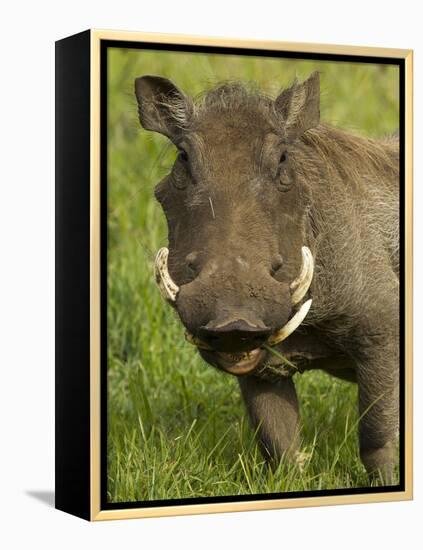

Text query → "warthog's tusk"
[267,299,312,346]
[154,247,180,303]
[290,246,314,305]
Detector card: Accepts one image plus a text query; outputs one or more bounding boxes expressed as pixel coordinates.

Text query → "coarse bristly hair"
[155,81,278,132]
[297,125,399,339]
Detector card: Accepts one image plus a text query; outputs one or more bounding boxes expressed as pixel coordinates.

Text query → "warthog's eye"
[277,151,292,192]
[178,148,189,163]
[172,147,191,190]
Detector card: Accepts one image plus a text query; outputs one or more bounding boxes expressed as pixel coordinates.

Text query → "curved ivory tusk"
[267,299,312,346]
[290,246,314,305]
[154,247,180,303]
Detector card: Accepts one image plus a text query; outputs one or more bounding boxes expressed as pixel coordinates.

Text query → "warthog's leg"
[356,341,399,485]
[238,375,300,463]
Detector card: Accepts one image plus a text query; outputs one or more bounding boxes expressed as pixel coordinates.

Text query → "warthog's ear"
[134,75,191,140]
[275,72,320,141]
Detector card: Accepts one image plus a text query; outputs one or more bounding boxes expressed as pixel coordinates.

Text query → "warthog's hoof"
[361,442,397,485]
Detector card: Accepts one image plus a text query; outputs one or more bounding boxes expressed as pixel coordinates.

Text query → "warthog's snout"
[198,319,272,352]
[155,245,315,375]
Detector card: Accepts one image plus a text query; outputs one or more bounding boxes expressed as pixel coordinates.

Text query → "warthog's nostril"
[270,254,284,276]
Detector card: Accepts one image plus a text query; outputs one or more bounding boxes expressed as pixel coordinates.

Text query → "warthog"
[134,72,399,483]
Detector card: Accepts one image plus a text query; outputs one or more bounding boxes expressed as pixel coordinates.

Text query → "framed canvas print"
[55,29,413,521]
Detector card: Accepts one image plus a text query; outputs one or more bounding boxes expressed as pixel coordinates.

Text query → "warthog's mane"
[301,125,399,269]
[193,81,276,118]
[299,126,399,334]
[156,80,278,131]
[301,125,398,186]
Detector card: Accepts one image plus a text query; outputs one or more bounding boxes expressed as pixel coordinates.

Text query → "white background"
[0,0,421,548]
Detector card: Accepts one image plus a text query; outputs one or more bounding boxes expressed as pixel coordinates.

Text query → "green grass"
[106,47,399,502]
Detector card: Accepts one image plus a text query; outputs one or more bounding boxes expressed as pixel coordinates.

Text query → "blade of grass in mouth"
[261,343,299,371]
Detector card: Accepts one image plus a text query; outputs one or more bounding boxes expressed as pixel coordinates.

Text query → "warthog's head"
[135,73,320,376]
